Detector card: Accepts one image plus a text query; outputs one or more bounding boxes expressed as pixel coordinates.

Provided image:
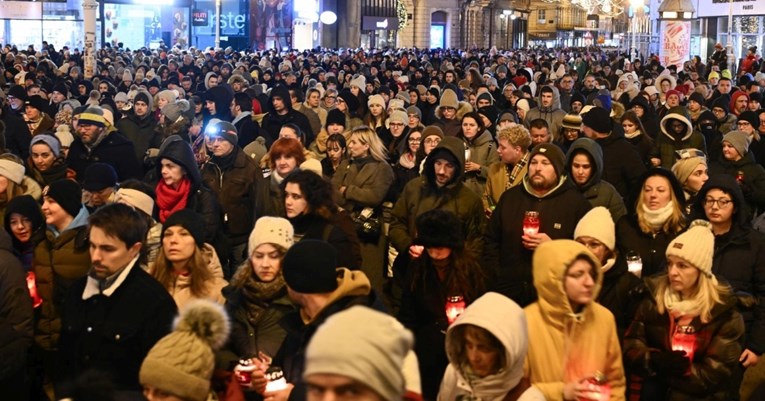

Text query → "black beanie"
[581,106,612,134]
[283,240,339,294]
[413,209,465,249]
[162,209,206,248]
[738,110,760,129]
[429,147,460,168]
[8,85,27,101]
[689,92,706,106]
[134,91,151,107]
[4,194,44,240]
[82,162,117,191]
[326,108,346,128]
[712,95,730,113]
[45,179,82,218]
[529,143,566,178]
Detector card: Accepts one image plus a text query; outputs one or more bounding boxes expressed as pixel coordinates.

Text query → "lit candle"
[26,271,42,308]
[584,372,611,401]
[625,252,643,278]
[672,325,697,364]
[265,367,288,392]
[523,211,540,236]
[445,296,466,324]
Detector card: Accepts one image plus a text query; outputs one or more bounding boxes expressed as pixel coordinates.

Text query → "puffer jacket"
[652,106,707,169]
[32,207,90,350]
[389,137,485,253]
[623,278,745,401]
[461,129,499,197]
[439,292,545,401]
[0,176,42,227]
[710,152,765,216]
[524,240,626,401]
[566,138,627,222]
[159,244,228,309]
[331,155,394,213]
[201,147,260,244]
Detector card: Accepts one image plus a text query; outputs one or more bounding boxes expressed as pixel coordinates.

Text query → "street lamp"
[629,0,644,60]
[657,0,695,70]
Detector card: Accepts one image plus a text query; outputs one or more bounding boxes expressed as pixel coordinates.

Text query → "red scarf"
[156,177,191,223]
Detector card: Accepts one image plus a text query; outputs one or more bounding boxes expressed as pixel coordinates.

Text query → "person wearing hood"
[4,194,45,273]
[671,148,709,214]
[696,109,724,163]
[260,85,313,148]
[710,130,765,217]
[623,221,744,401]
[202,84,234,128]
[433,88,471,138]
[483,143,592,307]
[397,209,487,400]
[155,135,226,258]
[459,111,498,197]
[524,85,566,138]
[650,106,707,170]
[116,89,161,164]
[628,94,660,137]
[438,292,545,401]
[566,138,627,222]
[729,90,750,118]
[524,240,626,401]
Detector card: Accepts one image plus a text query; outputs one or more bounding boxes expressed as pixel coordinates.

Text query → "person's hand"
[409,245,424,258]
[564,379,606,401]
[521,232,551,250]
[650,157,661,167]
[650,350,691,376]
[234,366,268,394]
[264,383,294,401]
[464,161,480,172]
[484,208,493,219]
[740,349,760,367]
[339,186,347,196]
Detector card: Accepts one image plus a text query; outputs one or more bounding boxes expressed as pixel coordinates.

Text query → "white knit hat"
[574,207,615,252]
[115,188,155,217]
[368,94,385,109]
[666,220,715,277]
[350,74,366,89]
[0,158,25,184]
[248,216,294,255]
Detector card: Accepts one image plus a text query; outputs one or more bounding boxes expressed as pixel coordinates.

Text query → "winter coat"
[524,85,567,137]
[710,152,765,216]
[158,244,228,309]
[595,131,647,198]
[483,176,591,307]
[0,176,42,227]
[3,108,33,160]
[597,257,648,340]
[32,207,90,351]
[625,132,655,168]
[293,103,321,144]
[201,148,260,244]
[67,128,142,182]
[389,137,485,253]
[28,157,76,189]
[433,100,473,138]
[628,96,660,137]
[254,173,285,219]
[461,130,499,197]
[274,269,384,401]
[289,213,362,270]
[439,292,545,401]
[524,240,626,401]
[331,156,394,213]
[652,107,707,170]
[566,138,627,222]
[615,213,681,278]
[58,260,178,393]
[259,86,313,148]
[116,112,160,163]
[232,111,260,148]
[0,229,34,401]
[623,278,745,401]
[716,113,737,136]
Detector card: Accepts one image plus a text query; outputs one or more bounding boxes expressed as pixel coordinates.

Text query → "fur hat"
[413,209,464,249]
[574,207,615,252]
[283,240,338,293]
[581,106,612,134]
[304,306,414,401]
[723,130,751,158]
[529,143,566,178]
[140,300,230,401]
[162,209,206,248]
[0,155,25,184]
[671,149,707,186]
[666,220,715,277]
[44,179,82,217]
[438,89,459,110]
[248,216,294,255]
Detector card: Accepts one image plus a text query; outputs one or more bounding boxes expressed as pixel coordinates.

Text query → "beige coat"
[161,244,228,309]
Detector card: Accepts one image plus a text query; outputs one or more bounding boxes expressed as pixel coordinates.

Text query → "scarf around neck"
[156,177,192,223]
[641,202,674,231]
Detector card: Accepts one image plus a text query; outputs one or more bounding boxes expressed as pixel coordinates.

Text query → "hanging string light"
[397,0,409,30]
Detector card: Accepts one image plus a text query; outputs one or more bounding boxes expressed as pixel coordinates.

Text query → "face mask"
[699,122,716,136]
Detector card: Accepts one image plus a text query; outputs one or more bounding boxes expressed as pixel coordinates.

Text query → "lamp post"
[630,0,644,60]
[214,0,221,49]
[726,0,735,71]
[82,0,98,79]
[658,0,695,70]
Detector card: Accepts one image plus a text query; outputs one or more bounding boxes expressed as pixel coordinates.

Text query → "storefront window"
[717,16,764,63]
[101,3,188,49]
[192,0,249,50]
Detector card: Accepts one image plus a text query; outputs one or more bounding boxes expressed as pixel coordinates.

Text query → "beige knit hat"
[439,89,459,109]
[368,94,386,109]
[0,155,26,184]
[248,216,294,255]
[666,220,715,277]
[671,149,707,185]
[574,206,616,252]
[139,300,230,401]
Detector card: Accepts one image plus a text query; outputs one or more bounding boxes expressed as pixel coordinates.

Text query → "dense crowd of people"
[0,40,765,401]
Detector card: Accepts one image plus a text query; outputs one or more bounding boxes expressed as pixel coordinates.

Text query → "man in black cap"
[580,106,646,198]
[82,162,118,212]
[255,240,382,401]
[7,85,27,118]
[67,106,141,181]
[483,143,592,307]
[24,95,55,135]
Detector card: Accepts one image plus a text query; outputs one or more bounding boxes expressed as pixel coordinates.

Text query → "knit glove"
[650,350,690,377]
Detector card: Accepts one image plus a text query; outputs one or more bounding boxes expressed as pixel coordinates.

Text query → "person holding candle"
[458,111,498,197]
[623,220,745,401]
[690,174,765,400]
[616,168,688,278]
[524,239,626,401]
[439,292,546,401]
[397,209,487,401]
[565,137,627,222]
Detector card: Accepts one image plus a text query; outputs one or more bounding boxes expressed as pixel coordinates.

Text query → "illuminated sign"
[192,9,208,26]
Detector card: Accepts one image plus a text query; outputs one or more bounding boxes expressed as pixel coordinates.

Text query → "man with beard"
[116,89,160,164]
[482,143,591,307]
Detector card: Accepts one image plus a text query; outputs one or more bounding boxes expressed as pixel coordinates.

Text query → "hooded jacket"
[566,138,627,222]
[652,106,707,169]
[461,129,499,197]
[628,95,660,137]
[709,149,765,217]
[389,137,484,254]
[260,85,313,147]
[524,85,566,137]
[203,85,234,124]
[117,90,161,164]
[524,240,626,401]
[439,292,545,401]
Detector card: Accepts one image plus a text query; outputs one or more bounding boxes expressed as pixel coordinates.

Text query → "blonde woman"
[616,168,687,277]
[624,221,744,401]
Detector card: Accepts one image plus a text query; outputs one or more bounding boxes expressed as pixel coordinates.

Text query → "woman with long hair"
[617,168,688,278]
[671,149,708,214]
[397,209,487,401]
[621,110,655,167]
[320,133,347,179]
[390,127,422,201]
[282,169,362,270]
[27,134,75,187]
[458,111,498,197]
[364,94,388,131]
[624,221,744,401]
[151,209,228,309]
[4,194,44,272]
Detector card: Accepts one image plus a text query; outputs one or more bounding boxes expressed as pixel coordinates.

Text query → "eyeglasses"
[704,198,732,208]
[389,122,404,127]
[408,137,422,143]
[675,148,707,161]
[424,138,441,145]
[737,121,752,127]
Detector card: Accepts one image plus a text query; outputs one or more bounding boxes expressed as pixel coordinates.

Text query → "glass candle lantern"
[523,211,540,236]
[445,295,466,324]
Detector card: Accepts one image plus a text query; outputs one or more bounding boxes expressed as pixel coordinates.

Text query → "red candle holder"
[26,271,42,308]
[445,295,465,324]
[672,325,697,371]
[523,211,540,236]
[582,372,611,401]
